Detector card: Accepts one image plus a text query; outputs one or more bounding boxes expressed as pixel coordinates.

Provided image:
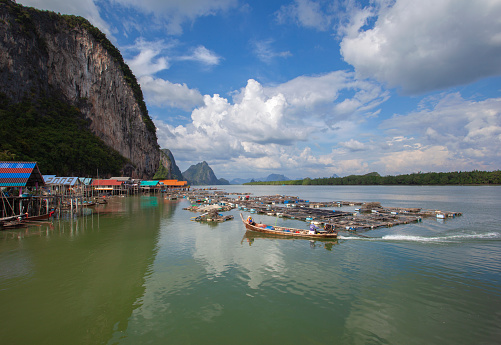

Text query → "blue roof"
[140,181,160,186]
[79,177,93,185]
[0,162,45,187]
[44,176,79,186]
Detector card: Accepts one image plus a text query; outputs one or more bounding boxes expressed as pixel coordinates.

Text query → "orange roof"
[158,180,188,186]
[160,180,178,184]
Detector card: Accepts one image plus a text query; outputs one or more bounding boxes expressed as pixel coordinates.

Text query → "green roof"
[140,181,160,186]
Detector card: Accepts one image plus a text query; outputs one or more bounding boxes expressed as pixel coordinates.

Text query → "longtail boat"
[240,213,338,239]
[0,214,27,230]
[25,212,54,221]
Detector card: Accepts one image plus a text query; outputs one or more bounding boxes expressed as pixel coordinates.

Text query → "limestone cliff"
[153,149,184,181]
[0,0,159,178]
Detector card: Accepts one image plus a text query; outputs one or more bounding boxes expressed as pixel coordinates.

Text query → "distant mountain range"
[153,154,339,186]
[178,161,292,185]
[230,174,290,184]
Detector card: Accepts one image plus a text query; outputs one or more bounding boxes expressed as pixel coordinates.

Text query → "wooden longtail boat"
[25,212,53,221]
[240,213,338,239]
[0,214,28,229]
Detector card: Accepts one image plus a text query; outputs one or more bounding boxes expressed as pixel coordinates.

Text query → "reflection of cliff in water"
[0,196,179,345]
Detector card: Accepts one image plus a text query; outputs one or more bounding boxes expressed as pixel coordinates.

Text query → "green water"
[1,186,500,344]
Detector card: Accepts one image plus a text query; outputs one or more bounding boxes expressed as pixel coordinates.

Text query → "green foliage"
[152,149,184,180]
[246,170,501,186]
[0,93,129,176]
[0,149,16,160]
[152,163,170,180]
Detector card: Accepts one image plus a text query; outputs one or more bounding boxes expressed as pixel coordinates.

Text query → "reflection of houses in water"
[1,195,164,344]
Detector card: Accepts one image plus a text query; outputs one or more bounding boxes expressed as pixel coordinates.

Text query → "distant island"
[245,171,501,185]
[182,161,229,185]
[230,174,290,184]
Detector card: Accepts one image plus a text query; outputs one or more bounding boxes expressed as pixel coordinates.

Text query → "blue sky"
[19,0,501,180]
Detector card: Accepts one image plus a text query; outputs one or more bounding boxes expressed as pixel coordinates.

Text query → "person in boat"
[309,222,318,234]
[247,216,255,225]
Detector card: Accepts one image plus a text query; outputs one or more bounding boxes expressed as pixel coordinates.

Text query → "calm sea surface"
[1,185,500,344]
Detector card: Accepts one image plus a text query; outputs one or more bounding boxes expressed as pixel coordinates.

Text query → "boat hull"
[25,213,53,221]
[240,214,337,239]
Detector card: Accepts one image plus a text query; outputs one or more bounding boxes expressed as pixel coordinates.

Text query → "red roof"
[0,161,45,187]
[91,179,123,186]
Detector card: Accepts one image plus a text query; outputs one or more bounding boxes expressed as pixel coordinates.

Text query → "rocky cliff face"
[0,0,159,178]
[161,149,184,180]
[153,149,184,180]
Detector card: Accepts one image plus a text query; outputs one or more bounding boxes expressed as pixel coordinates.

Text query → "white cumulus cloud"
[339,139,366,152]
[178,46,222,66]
[156,74,390,177]
[340,0,501,94]
[139,76,204,111]
[378,93,501,172]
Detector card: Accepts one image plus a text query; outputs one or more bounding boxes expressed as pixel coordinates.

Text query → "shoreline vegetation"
[245,170,501,186]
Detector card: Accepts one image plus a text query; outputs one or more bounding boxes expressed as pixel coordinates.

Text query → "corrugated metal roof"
[44,176,79,186]
[0,162,45,187]
[92,179,123,186]
[140,181,160,186]
[110,177,132,181]
[79,177,93,185]
[158,180,188,186]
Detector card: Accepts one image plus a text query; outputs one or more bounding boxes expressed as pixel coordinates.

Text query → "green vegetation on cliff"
[2,0,156,137]
[152,163,170,180]
[0,93,129,176]
[153,149,184,180]
[246,171,501,185]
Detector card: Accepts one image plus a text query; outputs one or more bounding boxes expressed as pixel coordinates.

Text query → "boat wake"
[339,232,500,242]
